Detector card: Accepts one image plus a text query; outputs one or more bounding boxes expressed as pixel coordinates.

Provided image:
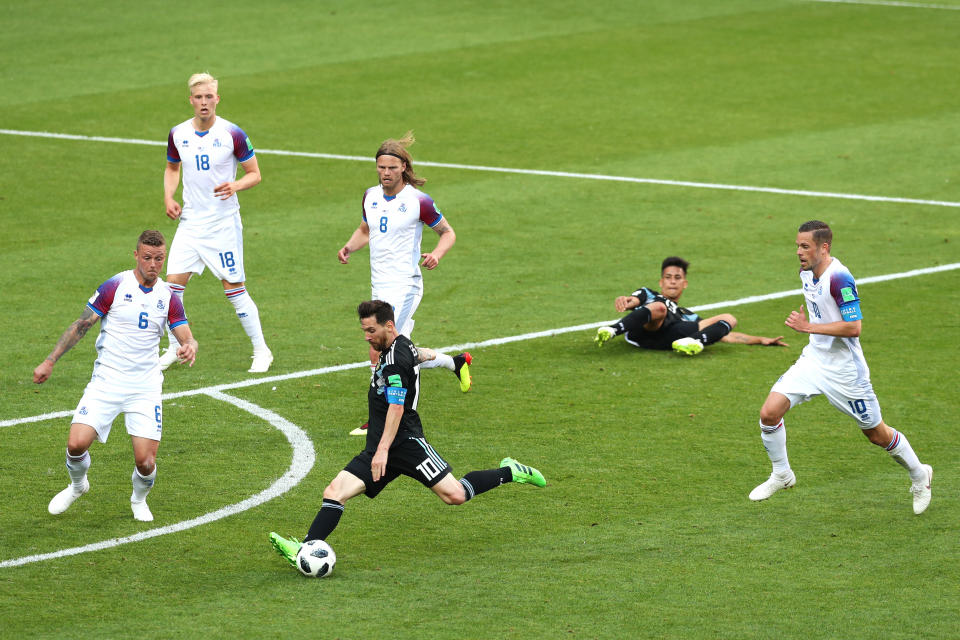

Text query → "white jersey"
[362,184,444,290]
[86,271,188,391]
[798,257,868,378]
[166,116,255,228]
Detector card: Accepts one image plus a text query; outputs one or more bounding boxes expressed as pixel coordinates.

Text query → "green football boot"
[671,337,704,356]
[452,352,473,393]
[500,457,546,488]
[595,326,615,347]
[268,532,302,567]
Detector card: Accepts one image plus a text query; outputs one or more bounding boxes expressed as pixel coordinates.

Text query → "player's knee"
[135,456,155,476]
[441,491,466,506]
[759,405,784,427]
[720,314,737,329]
[647,302,667,320]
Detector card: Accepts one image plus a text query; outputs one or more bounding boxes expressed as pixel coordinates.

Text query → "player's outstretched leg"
[595,326,615,347]
[453,352,472,392]
[672,337,704,356]
[500,457,546,487]
[910,464,933,515]
[269,532,302,567]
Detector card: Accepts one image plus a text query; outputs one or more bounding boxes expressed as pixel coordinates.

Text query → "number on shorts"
[416,457,442,481]
[155,405,162,432]
[219,251,235,268]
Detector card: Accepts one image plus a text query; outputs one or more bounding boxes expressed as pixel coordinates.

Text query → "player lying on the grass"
[269,300,544,568]
[33,230,198,522]
[748,220,933,514]
[595,256,788,355]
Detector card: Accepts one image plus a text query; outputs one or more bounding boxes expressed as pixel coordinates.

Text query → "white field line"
[2,128,959,208]
[4,261,957,431]
[810,0,960,10]
[0,391,314,569]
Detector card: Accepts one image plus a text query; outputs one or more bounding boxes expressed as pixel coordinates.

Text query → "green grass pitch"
[1,1,958,638]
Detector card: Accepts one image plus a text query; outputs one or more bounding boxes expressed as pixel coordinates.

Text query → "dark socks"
[459,467,513,501]
[614,306,652,335]
[697,320,732,345]
[305,499,344,542]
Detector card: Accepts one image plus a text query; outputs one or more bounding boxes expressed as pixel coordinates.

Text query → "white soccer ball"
[296,539,336,578]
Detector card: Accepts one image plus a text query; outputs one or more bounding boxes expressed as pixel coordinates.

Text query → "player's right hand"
[33,359,53,384]
[337,247,351,264]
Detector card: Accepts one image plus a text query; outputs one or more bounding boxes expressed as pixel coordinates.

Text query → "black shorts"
[625,320,699,350]
[344,436,453,499]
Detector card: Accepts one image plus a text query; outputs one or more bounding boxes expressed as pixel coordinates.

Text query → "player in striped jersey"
[749,221,932,514]
[595,256,788,354]
[33,231,198,522]
[161,72,271,373]
[268,300,544,569]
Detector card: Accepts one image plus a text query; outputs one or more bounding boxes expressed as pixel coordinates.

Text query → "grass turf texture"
[1,1,958,638]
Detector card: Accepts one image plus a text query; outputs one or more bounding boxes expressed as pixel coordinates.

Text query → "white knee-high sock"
[760,419,791,475]
[166,283,185,350]
[131,467,156,503]
[885,429,925,482]
[225,287,268,352]
[420,353,454,370]
[66,450,90,491]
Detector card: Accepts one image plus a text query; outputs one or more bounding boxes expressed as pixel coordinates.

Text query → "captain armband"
[839,300,862,321]
[385,386,407,405]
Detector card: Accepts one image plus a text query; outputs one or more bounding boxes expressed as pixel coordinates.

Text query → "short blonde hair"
[188,72,218,93]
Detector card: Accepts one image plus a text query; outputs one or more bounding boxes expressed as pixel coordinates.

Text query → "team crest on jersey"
[398,203,407,213]
[213,138,222,148]
[157,299,165,310]
[79,406,88,415]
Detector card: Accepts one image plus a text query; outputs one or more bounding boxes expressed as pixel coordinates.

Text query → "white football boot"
[248,348,273,373]
[48,477,90,515]
[749,470,796,501]
[131,498,154,522]
[910,464,933,515]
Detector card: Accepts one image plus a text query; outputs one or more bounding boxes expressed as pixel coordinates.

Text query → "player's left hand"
[762,336,789,347]
[371,450,388,482]
[177,343,198,367]
[420,252,440,270]
[213,181,238,200]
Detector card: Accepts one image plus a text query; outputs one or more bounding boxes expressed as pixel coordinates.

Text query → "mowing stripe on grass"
[2,128,959,209]
[0,391,313,569]
[2,262,957,567]
[4,262,957,431]
[810,0,960,10]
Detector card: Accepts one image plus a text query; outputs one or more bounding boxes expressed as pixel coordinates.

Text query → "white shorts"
[771,354,883,429]
[72,381,163,443]
[371,285,422,337]
[167,216,246,283]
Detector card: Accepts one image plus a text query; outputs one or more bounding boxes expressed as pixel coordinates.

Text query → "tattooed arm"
[420,218,456,270]
[33,307,101,384]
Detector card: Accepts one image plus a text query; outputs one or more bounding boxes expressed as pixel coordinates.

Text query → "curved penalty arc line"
[0,390,314,569]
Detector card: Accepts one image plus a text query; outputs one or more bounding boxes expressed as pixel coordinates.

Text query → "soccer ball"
[296,539,336,578]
